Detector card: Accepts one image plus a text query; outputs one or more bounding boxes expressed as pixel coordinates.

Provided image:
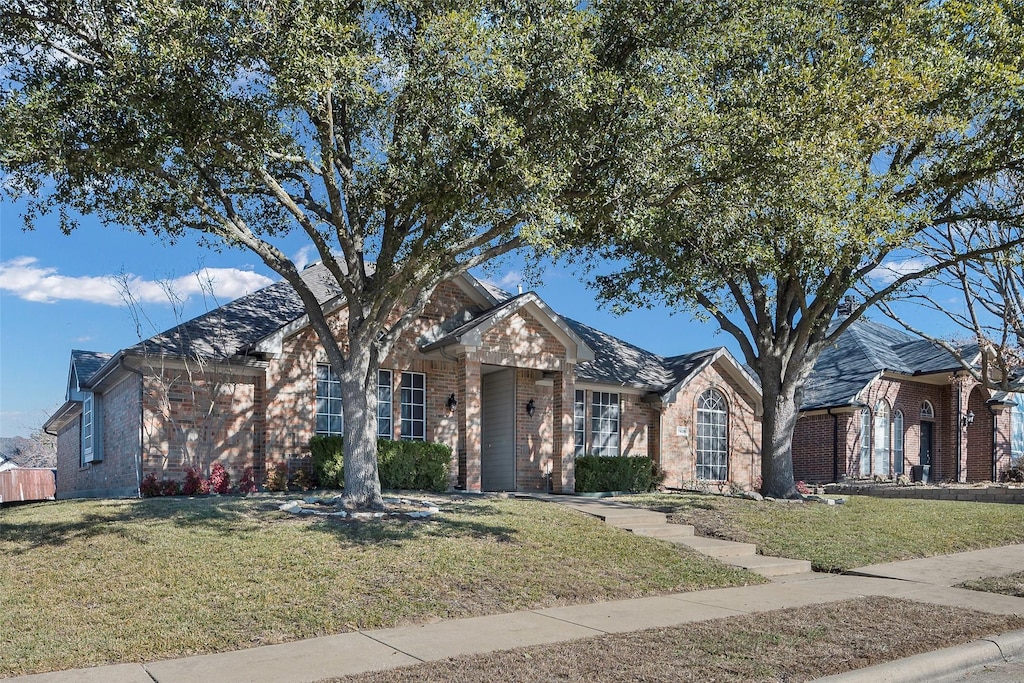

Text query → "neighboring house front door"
[920,421,933,474]
[481,368,516,491]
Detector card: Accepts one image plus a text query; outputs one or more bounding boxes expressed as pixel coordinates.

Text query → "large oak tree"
[559,0,1024,497]
[0,0,605,507]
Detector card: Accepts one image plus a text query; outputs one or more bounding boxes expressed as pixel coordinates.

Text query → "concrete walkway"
[6,515,1024,683]
[531,493,813,577]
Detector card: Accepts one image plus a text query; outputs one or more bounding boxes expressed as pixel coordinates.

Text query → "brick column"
[458,352,482,492]
[551,364,576,493]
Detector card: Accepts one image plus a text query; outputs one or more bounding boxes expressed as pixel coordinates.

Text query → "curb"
[813,629,1024,682]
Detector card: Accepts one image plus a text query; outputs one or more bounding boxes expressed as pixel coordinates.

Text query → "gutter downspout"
[119,355,146,498]
[828,408,839,483]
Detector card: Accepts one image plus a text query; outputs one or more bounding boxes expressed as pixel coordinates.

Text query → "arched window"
[859,409,871,477]
[893,410,905,475]
[921,401,935,420]
[696,389,728,480]
[873,400,891,476]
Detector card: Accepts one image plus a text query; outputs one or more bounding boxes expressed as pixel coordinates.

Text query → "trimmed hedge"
[575,455,665,493]
[308,436,451,492]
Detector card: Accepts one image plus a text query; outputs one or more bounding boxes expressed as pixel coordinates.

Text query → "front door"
[481,369,516,491]
[920,421,933,471]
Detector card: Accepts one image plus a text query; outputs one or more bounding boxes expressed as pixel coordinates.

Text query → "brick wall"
[56,374,142,498]
[659,360,761,489]
[140,365,258,484]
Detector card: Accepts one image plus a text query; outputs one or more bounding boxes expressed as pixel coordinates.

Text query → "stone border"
[278,495,442,520]
[825,483,1024,505]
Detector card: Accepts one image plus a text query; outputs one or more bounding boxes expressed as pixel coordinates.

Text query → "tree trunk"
[339,344,384,510]
[759,380,801,499]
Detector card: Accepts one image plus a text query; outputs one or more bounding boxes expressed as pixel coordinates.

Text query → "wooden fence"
[0,468,56,504]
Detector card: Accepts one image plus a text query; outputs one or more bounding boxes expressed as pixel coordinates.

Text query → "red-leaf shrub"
[209,462,230,494]
[160,478,181,496]
[182,467,210,495]
[238,466,257,495]
[140,473,161,497]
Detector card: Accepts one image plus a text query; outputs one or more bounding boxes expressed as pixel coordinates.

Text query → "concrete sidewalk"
[7,544,1024,683]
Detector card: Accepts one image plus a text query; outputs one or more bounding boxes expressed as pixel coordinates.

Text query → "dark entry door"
[920,421,933,468]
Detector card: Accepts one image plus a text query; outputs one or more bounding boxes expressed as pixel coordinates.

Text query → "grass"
[619,492,1024,572]
[961,572,1024,598]
[331,597,1024,683]
[0,494,759,677]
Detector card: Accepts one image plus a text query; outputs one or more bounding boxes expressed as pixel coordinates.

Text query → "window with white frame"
[893,409,905,474]
[696,389,728,480]
[378,370,393,439]
[315,364,343,436]
[81,392,102,465]
[574,390,586,456]
[921,401,935,419]
[590,392,620,456]
[400,372,426,440]
[873,400,891,475]
[859,409,871,477]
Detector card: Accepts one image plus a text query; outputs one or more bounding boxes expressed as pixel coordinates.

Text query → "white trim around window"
[590,391,620,457]
[81,392,102,465]
[400,372,426,441]
[315,364,344,436]
[378,370,393,439]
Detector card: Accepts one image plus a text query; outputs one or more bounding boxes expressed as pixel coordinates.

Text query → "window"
[81,393,102,465]
[400,372,426,440]
[921,401,935,420]
[574,390,586,456]
[859,409,871,477]
[893,410,905,475]
[378,370,393,439]
[1013,394,1024,463]
[696,389,728,480]
[315,364,343,436]
[591,392,620,456]
[873,400,891,476]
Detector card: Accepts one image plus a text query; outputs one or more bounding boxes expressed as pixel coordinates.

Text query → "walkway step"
[725,554,813,577]
[676,536,757,558]
[622,523,696,538]
[598,511,669,527]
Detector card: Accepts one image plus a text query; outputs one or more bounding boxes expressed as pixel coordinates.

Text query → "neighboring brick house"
[792,317,1020,484]
[43,264,763,499]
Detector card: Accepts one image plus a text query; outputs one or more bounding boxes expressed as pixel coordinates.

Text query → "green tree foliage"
[0,0,605,507]
[557,0,1024,497]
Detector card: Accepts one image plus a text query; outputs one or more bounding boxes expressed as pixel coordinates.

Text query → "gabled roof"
[801,318,980,411]
[69,350,113,388]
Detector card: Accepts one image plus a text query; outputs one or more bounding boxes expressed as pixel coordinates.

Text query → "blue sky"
[0,197,961,439]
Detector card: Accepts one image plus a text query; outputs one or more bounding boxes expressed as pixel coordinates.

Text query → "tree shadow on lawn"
[302,502,521,547]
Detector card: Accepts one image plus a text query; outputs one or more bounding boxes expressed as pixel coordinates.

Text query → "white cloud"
[870,257,933,285]
[0,257,275,306]
[292,245,315,271]
[484,270,524,293]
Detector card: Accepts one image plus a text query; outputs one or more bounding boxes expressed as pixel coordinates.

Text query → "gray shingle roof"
[801,318,979,411]
[71,350,113,385]
[129,263,340,361]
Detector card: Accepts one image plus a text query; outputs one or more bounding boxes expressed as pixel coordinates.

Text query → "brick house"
[43,264,763,499]
[792,317,1022,484]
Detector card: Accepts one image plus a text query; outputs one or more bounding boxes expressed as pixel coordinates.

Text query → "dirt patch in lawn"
[961,571,1024,598]
[329,597,1024,683]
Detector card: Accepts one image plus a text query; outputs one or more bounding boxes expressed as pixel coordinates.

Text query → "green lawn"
[0,495,758,677]
[620,492,1024,572]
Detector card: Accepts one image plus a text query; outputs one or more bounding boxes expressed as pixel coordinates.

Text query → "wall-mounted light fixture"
[525,399,536,417]
[446,393,458,412]
[962,410,975,428]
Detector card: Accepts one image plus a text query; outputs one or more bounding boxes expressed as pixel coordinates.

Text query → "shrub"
[209,463,230,495]
[1004,463,1024,483]
[377,440,450,492]
[310,435,345,488]
[140,472,161,497]
[159,478,181,496]
[238,466,257,495]
[308,437,451,492]
[182,467,209,495]
[291,469,314,491]
[575,455,665,493]
[264,462,289,492]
